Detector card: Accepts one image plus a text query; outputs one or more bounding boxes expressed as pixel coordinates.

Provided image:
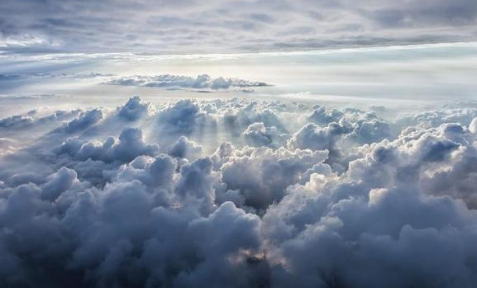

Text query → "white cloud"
[107,74,270,91]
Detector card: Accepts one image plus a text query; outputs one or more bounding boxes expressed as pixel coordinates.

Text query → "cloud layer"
[0,0,476,54]
[1,96,477,287]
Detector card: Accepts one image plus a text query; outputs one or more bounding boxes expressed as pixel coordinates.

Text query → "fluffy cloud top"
[1,97,477,287]
[116,96,151,121]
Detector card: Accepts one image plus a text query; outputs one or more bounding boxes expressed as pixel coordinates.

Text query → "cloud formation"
[0,0,475,54]
[107,74,270,91]
[1,97,477,287]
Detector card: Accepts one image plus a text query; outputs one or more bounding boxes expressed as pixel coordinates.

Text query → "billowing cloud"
[0,114,34,129]
[154,99,216,147]
[116,96,151,121]
[243,122,287,148]
[167,136,203,160]
[56,127,159,163]
[59,109,104,134]
[1,96,477,288]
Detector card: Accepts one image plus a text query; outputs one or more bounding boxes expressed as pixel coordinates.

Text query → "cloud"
[1,96,477,287]
[0,114,34,129]
[287,122,351,162]
[218,145,329,211]
[359,0,477,27]
[113,155,177,192]
[223,102,287,139]
[57,127,159,163]
[0,72,113,80]
[0,110,81,131]
[243,122,287,148]
[0,137,18,157]
[116,96,151,121]
[106,74,270,91]
[167,136,203,160]
[1,0,475,54]
[154,99,216,146]
[58,109,103,134]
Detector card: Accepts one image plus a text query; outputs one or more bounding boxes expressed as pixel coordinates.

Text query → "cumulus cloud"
[0,114,34,129]
[243,122,287,148]
[107,74,270,91]
[287,122,351,162]
[0,110,81,131]
[1,96,477,287]
[167,136,203,160]
[223,102,287,139]
[154,99,217,147]
[57,127,159,163]
[116,96,151,121]
[58,109,103,134]
[219,145,329,211]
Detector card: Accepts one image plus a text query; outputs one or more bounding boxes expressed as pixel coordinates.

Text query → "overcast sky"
[0,0,476,54]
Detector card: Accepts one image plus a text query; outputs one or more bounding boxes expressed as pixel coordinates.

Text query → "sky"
[0,0,476,54]
[2,1,477,288]
[1,42,477,117]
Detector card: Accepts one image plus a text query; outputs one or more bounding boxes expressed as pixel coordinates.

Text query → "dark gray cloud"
[0,0,475,54]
